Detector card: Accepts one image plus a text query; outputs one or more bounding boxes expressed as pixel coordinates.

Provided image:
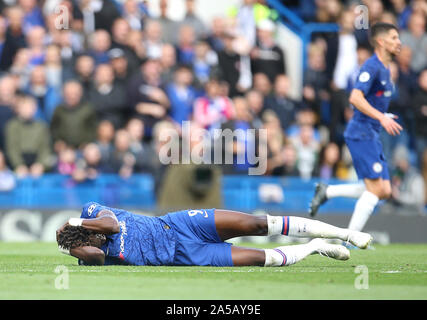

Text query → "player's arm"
[70,246,105,266]
[349,88,403,136]
[68,209,120,235]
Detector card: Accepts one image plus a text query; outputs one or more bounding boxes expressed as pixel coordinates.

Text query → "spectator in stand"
[0,6,26,71]
[220,96,257,174]
[5,95,53,178]
[181,0,207,41]
[73,54,95,99]
[230,0,257,48]
[77,0,121,34]
[206,16,225,52]
[108,48,131,88]
[0,150,16,191]
[44,44,68,89]
[156,0,179,45]
[72,143,109,183]
[19,0,45,32]
[126,29,147,68]
[88,29,111,65]
[9,48,31,89]
[110,18,142,72]
[262,110,292,176]
[95,119,115,164]
[122,0,147,31]
[390,0,412,30]
[413,69,427,166]
[126,117,158,173]
[217,30,245,98]
[313,142,342,181]
[110,129,137,179]
[252,72,272,97]
[192,40,219,89]
[0,15,8,68]
[193,77,235,131]
[24,65,62,122]
[290,124,320,180]
[329,9,358,144]
[176,24,196,66]
[400,12,427,73]
[53,30,81,77]
[144,19,165,60]
[245,89,264,129]
[50,80,97,150]
[287,108,320,141]
[250,19,285,84]
[160,43,178,85]
[25,25,46,67]
[0,76,17,152]
[380,145,426,216]
[88,63,128,129]
[127,59,170,137]
[302,43,329,118]
[264,74,299,132]
[166,65,199,127]
[56,146,77,176]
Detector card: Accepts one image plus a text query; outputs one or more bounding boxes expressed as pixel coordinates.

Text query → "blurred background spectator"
[5,95,53,178]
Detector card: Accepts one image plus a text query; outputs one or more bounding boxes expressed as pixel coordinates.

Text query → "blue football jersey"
[80,202,176,266]
[344,54,395,140]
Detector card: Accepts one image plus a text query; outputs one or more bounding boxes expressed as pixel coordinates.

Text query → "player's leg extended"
[214,210,372,248]
[348,178,391,231]
[231,239,350,267]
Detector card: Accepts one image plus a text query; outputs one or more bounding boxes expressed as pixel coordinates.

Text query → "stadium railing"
[0,174,358,213]
[267,0,339,69]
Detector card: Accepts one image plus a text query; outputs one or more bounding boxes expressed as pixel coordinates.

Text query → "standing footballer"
[309,23,403,232]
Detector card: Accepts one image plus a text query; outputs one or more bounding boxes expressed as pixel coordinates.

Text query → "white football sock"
[348,191,379,231]
[267,215,350,242]
[264,242,317,267]
[326,183,366,199]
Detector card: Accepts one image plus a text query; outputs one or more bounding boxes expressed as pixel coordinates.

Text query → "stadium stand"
[0,0,425,214]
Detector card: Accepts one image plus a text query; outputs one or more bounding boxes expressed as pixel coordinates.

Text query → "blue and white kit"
[79,202,233,267]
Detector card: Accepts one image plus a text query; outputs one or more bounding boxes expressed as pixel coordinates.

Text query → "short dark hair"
[57,225,96,250]
[369,22,399,47]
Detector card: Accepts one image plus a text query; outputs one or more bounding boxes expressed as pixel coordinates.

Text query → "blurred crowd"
[0,0,425,208]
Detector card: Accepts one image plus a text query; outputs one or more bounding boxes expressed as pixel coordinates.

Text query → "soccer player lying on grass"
[56,202,373,267]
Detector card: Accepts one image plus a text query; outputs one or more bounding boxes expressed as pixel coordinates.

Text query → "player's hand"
[379,114,403,136]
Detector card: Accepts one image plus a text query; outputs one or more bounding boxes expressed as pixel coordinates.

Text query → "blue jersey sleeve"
[80,202,103,219]
[353,61,378,96]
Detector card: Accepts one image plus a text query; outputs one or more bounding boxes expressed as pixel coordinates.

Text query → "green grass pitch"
[1,242,426,300]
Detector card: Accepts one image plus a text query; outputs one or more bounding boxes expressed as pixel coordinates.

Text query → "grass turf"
[0,242,426,300]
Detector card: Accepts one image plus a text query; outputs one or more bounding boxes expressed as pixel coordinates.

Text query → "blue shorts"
[345,138,390,180]
[161,209,234,267]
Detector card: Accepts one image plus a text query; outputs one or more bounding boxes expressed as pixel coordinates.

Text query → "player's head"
[369,22,401,56]
[57,225,106,250]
